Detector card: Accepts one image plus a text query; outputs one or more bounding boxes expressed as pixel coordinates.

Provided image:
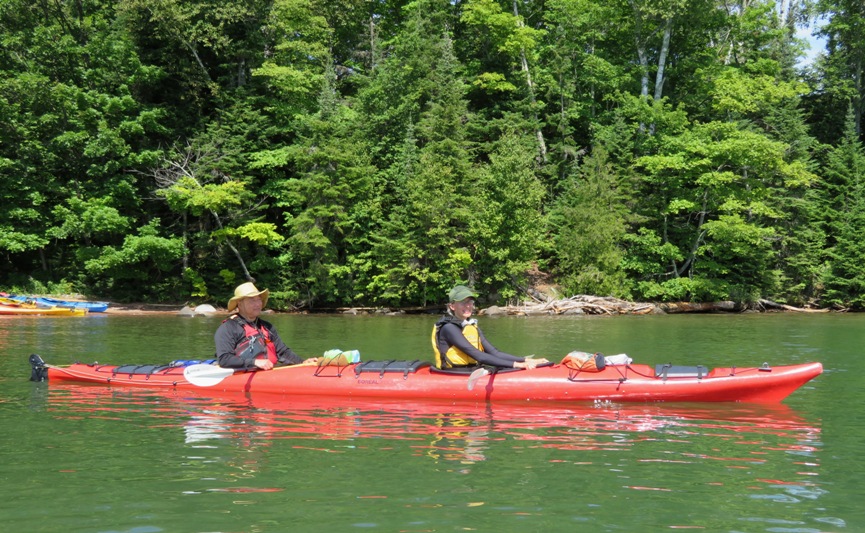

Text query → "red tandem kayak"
[30,355,822,404]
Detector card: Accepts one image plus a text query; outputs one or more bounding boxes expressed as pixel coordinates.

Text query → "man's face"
[237,295,263,319]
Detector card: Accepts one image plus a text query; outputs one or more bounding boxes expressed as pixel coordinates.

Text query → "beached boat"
[0,299,87,316]
[29,354,822,404]
[0,294,108,313]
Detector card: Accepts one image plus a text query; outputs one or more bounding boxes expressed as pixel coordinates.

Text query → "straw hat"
[227,282,270,312]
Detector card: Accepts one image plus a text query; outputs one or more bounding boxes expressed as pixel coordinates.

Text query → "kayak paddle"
[183,364,235,387]
[467,367,490,391]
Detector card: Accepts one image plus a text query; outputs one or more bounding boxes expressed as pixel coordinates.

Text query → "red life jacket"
[233,316,277,364]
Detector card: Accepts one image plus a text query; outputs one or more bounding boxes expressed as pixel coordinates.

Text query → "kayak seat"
[354,360,430,379]
[655,364,710,379]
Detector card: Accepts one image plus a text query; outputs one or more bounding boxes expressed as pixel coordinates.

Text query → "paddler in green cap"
[431,284,550,370]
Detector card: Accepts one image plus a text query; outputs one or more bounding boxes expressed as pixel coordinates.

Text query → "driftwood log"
[479,296,827,316]
[756,299,830,313]
[481,295,662,316]
[335,296,828,316]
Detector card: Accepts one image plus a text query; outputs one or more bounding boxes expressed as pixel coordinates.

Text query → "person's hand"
[519,356,550,370]
[303,357,319,365]
[253,358,274,370]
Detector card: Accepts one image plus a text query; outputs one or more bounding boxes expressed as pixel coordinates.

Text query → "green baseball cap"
[448,285,479,302]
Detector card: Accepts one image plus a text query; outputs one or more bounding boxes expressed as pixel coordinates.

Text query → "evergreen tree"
[811,0,865,143]
[362,1,476,305]
[466,131,547,300]
[823,108,865,308]
[252,63,376,307]
[549,147,632,298]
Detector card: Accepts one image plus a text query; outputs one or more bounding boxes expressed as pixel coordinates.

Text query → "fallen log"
[756,299,830,313]
[658,301,739,314]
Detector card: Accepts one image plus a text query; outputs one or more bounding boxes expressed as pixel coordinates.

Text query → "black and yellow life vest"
[431,317,483,368]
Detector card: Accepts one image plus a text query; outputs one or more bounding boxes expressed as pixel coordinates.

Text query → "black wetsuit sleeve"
[439,323,525,368]
[478,331,524,364]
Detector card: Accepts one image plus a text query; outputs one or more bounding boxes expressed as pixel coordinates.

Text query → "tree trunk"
[654,17,672,101]
[512,0,548,162]
[631,1,650,98]
[210,211,254,282]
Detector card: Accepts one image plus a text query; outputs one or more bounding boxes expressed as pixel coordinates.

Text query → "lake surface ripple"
[1,313,862,532]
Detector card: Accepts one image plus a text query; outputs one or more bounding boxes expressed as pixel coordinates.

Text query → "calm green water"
[0,312,861,532]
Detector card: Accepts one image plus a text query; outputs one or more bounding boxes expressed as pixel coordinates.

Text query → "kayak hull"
[2,294,108,313]
[38,358,823,404]
[0,301,87,316]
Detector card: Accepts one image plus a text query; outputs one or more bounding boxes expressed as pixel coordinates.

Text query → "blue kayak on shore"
[1,294,109,313]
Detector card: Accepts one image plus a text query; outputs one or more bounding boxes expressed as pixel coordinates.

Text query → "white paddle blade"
[183,364,235,387]
[467,368,490,391]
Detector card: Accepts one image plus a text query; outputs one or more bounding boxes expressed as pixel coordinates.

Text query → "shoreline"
[98,297,834,317]
[4,292,835,316]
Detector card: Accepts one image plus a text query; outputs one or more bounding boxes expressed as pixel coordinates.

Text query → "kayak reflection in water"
[214,282,319,370]
[431,285,550,370]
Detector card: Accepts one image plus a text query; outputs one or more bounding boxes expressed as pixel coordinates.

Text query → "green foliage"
[629,118,815,302]
[809,0,865,145]
[183,268,209,299]
[253,0,333,118]
[213,222,285,247]
[84,220,186,298]
[0,0,168,288]
[0,0,859,310]
[549,147,632,298]
[822,108,865,308]
[48,197,131,241]
[253,61,376,306]
[467,132,547,298]
[0,229,48,254]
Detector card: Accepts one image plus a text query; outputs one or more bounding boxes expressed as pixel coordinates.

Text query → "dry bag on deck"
[321,349,361,366]
[561,351,606,372]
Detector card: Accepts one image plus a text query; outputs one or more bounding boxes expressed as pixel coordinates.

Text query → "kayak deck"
[34,355,823,404]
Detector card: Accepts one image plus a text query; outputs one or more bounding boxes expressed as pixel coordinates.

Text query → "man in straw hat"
[432,284,549,370]
[215,282,318,370]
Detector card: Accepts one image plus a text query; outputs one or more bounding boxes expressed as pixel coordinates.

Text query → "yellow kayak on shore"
[0,298,88,316]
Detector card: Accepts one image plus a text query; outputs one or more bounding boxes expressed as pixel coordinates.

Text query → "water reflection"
[37,384,821,466]
[21,383,833,530]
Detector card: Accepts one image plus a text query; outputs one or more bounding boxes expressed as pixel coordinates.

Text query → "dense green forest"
[1,0,864,309]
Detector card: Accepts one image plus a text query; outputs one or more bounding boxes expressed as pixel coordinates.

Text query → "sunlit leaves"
[213,222,285,247]
[253,0,332,116]
[157,177,249,216]
[630,117,815,300]
[711,67,808,116]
